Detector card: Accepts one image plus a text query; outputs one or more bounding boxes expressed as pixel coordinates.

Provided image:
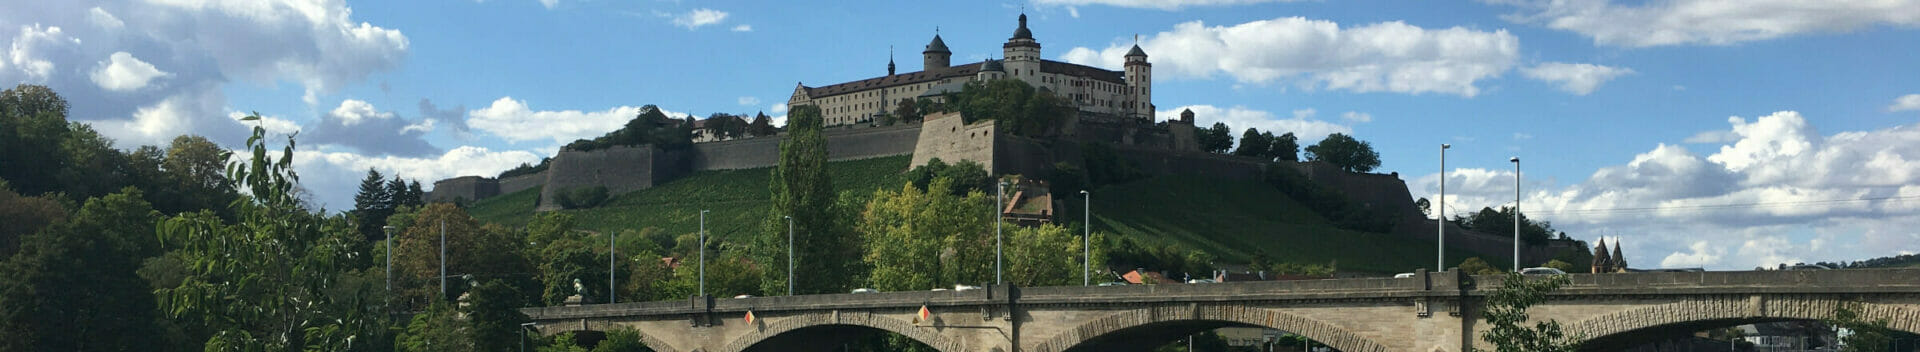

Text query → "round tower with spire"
[923,29,951,70]
[1003,13,1042,79]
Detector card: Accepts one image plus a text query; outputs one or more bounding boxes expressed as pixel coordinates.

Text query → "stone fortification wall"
[537,146,681,211]
[693,123,923,170]
[428,176,497,204]
[499,171,546,195]
[913,113,999,173]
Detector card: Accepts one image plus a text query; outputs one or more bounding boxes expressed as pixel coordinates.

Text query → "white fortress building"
[788,14,1154,127]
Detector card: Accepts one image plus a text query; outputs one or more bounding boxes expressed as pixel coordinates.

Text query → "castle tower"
[1611,241,1627,272]
[1179,108,1195,124]
[923,32,951,70]
[1002,13,1042,79]
[887,46,897,76]
[977,59,1005,81]
[1591,238,1613,274]
[1124,42,1152,120]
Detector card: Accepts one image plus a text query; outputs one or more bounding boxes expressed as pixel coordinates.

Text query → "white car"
[850,288,878,294]
[1520,267,1567,275]
[732,294,754,299]
[953,284,982,292]
[1393,273,1416,279]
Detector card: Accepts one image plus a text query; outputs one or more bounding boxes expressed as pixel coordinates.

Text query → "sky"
[4,0,1918,271]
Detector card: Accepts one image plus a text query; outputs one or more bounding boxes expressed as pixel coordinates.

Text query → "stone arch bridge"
[521,269,1920,352]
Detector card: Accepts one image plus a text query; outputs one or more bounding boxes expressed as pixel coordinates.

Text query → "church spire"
[887,45,896,76]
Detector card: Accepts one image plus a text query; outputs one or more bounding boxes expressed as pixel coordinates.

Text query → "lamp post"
[699,209,709,298]
[1080,190,1090,286]
[1438,144,1449,272]
[383,225,395,292]
[783,215,794,296]
[995,181,1006,286]
[1511,156,1520,272]
[439,220,446,301]
[520,322,536,352]
[609,225,616,303]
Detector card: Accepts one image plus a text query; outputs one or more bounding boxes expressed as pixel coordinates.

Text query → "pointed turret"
[887,46,896,76]
[923,31,952,70]
[1612,241,1626,272]
[1591,239,1613,274]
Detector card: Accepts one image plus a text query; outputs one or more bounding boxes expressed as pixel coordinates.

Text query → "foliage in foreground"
[1477,273,1581,352]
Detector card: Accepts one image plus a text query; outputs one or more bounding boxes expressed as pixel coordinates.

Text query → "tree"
[947,79,1072,136]
[466,280,532,352]
[908,158,990,196]
[1458,257,1501,275]
[860,179,995,291]
[1006,224,1104,287]
[592,328,656,352]
[758,104,860,295]
[1304,133,1382,173]
[155,117,390,351]
[1269,132,1299,162]
[394,204,533,308]
[1415,198,1432,218]
[0,84,73,197]
[1232,128,1269,158]
[1476,273,1581,352]
[1462,206,1555,245]
[160,135,239,216]
[893,98,921,124]
[396,302,474,352]
[1542,259,1577,273]
[1828,302,1902,352]
[0,180,65,257]
[353,168,394,241]
[1199,122,1234,154]
[0,188,163,351]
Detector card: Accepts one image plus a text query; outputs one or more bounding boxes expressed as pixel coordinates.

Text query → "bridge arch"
[1031,304,1388,352]
[719,311,962,352]
[1566,295,1920,348]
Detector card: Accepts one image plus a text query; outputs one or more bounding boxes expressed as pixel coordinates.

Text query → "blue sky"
[5,0,1918,270]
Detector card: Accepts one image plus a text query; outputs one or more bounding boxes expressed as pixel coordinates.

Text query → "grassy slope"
[1077,174,1504,274]
[466,155,911,244]
[467,156,1498,274]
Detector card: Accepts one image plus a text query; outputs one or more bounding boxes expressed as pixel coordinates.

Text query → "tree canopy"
[1304,133,1381,173]
[940,79,1074,136]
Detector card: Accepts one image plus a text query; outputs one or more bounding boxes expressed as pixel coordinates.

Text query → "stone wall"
[499,171,546,195]
[693,123,923,171]
[537,146,679,211]
[428,176,497,204]
[913,113,999,173]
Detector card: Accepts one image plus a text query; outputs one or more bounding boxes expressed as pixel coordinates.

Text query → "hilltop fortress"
[427,14,1571,266]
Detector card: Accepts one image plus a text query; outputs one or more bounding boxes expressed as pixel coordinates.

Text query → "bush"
[1261,166,1396,233]
[558,186,609,209]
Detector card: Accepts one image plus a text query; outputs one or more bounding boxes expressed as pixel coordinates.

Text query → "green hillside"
[466,156,1499,274]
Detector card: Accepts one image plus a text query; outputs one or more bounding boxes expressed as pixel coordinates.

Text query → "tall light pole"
[439,220,447,301]
[1511,156,1521,272]
[609,226,616,303]
[1438,144,1449,272]
[783,215,794,296]
[1080,190,1090,286]
[995,181,1006,286]
[699,209,709,298]
[383,225,395,292]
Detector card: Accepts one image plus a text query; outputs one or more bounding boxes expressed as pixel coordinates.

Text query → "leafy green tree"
[947,79,1072,136]
[354,168,394,240]
[161,135,238,215]
[396,302,474,352]
[0,84,74,197]
[1199,122,1234,154]
[759,104,861,295]
[893,98,919,125]
[1828,302,1905,352]
[1462,206,1555,245]
[467,280,532,352]
[1232,128,1270,158]
[1082,142,1141,187]
[1304,133,1382,173]
[0,188,162,351]
[0,180,65,257]
[1269,131,1299,162]
[1006,224,1104,287]
[592,328,656,352]
[538,237,607,304]
[1459,257,1502,275]
[155,117,389,351]
[908,158,991,196]
[1476,273,1581,352]
[860,179,996,291]
[1542,259,1577,273]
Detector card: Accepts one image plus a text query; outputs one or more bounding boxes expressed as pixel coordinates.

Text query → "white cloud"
[401,119,436,134]
[1032,0,1301,10]
[88,7,124,30]
[1889,94,1920,112]
[731,24,753,32]
[738,96,760,106]
[539,0,558,9]
[671,9,730,30]
[1061,17,1519,97]
[90,52,171,91]
[1067,6,1080,18]
[230,111,302,136]
[281,145,543,210]
[330,99,395,126]
[7,24,71,82]
[1157,105,1352,148]
[468,96,647,145]
[1341,111,1372,123]
[1417,110,1920,270]
[1684,130,1736,144]
[770,102,788,114]
[1520,62,1633,95]
[1491,0,1920,47]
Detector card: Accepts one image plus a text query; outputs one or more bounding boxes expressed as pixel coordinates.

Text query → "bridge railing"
[1470,268,1920,295]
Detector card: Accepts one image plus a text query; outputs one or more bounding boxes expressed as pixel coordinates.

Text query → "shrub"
[558,186,609,209]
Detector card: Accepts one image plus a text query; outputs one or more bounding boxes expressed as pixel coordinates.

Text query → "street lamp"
[783,215,794,296]
[520,322,537,352]
[1511,156,1520,272]
[995,181,1006,286]
[383,225,396,292]
[439,220,447,301]
[609,225,616,304]
[1438,144,1449,272]
[699,209,709,298]
[1080,190,1090,286]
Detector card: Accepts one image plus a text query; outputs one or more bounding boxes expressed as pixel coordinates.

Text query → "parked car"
[1785,263,1832,270]
[1186,279,1217,284]
[851,288,878,293]
[1393,273,1416,279]
[1097,281,1129,287]
[1520,267,1567,275]
[732,294,754,299]
[930,288,949,291]
[953,284,982,292]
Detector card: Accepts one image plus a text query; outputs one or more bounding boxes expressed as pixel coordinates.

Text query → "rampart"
[691,123,923,171]
[536,146,685,211]
[427,176,498,204]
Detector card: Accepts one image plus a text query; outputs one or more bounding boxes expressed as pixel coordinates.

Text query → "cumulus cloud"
[230,111,302,136]
[469,97,675,146]
[90,51,172,91]
[1061,17,1518,97]
[1418,110,1920,270]
[1031,0,1302,10]
[7,24,72,82]
[671,9,730,30]
[1157,104,1353,148]
[1341,111,1373,123]
[1890,94,1920,112]
[304,99,442,157]
[1490,0,1920,47]
[87,7,123,30]
[1520,62,1633,95]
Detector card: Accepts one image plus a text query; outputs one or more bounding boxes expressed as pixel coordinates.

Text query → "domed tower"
[976,59,1005,81]
[1124,43,1153,119]
[923,32,951,70]
[1002,13,1042,78]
